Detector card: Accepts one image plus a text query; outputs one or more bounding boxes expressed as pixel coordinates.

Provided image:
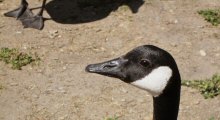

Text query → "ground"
[0,0,220,120]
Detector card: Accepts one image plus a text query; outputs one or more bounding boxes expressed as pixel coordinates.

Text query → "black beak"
[85,57,128,79]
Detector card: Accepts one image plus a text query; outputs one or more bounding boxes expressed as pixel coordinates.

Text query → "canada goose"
[85,45,181,120]
[4,0,47,30]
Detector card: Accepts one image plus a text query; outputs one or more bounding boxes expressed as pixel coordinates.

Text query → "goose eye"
[140,59,150,67]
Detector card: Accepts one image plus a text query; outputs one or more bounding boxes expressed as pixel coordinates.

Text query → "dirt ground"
[0,0,220,120]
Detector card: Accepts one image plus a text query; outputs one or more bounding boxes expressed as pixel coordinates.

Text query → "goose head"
[86,45,181,120]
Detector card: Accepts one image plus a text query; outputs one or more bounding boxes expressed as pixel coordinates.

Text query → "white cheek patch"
[131,66,172,97]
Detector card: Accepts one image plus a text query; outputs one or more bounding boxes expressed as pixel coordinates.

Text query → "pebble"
[60,49,64,52]
[169,9,174,13]
[174,19,178,24]
[58,87,66,93]
[10,83,18,86]
[32,94,39,98]
[23,45,27,50]
[161,27,165,30]
[49,30,59,39]
[194,101,200,105]
[199,50,206,56]
[171,43,177,47]
[63,66,67,70]
[37,69,43,73]
[96,29,102,32]
[16,31,22,34]
[59,115,68,120]
[197,25,204,28]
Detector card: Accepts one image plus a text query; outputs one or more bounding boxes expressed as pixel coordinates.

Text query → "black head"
[86,45,180,97]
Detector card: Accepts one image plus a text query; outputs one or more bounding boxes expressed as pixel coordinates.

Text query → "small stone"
[59,115,68,120]
[23,46,27,50]
[194,101,200,105]
[197,25,204,28]
[53,30,58,33]
[16,31,22,34]
[174,20,178,24]
[161,27,165,30]
[199,50,206,56]
[10,83,18,86]
[169,9,174,13]
[185,42,192,46]
[60,49,64,52]
[96,29,102,32]
[111,51,116,55]
[49,30,59,39]
[58,87,66,93]
[100,47,106,52]
[33,94,39,98]
[171,43,177,47]
[63,66,67,70]
[37,69,43,73]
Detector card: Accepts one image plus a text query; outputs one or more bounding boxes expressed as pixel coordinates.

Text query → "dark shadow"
[45,0,144,24]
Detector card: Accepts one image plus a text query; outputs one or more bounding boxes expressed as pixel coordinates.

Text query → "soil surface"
[0,0,220,120]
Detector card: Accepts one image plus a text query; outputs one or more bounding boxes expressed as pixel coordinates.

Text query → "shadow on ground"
[45,0,144,24]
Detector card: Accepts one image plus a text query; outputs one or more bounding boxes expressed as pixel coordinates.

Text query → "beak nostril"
[103,64,117,70]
